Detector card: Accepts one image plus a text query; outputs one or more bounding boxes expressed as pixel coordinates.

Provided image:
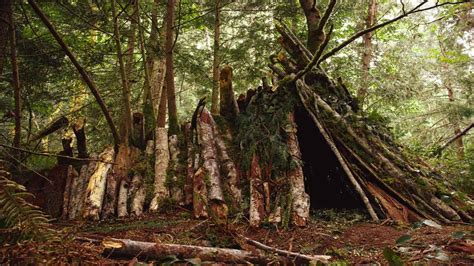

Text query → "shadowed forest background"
[0,0,472,264]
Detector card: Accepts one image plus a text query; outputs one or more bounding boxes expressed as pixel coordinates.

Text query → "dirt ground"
[1,208,473,264]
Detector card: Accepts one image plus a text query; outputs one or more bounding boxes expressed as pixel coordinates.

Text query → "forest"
[0,0,473,264]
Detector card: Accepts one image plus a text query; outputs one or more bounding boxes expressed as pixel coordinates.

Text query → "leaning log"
[129,174,145,216]
[61,165,77,220]
[286,113,310,227]
[219,65,239,122]
[83,147,114,220]
[68,164,88,219]
[249,155,265,228]
[211,119,242,207]
[150,127,170,211]
[101,238,271,264]
[197,107,228,223]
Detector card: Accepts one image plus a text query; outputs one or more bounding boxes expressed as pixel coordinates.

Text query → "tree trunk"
[249,155,265,228]
[211,0,221,115]
[27,0,119,149]
[183,123,194,206]
[111,0,132,146]
[9,7,21,158]
[286,113,310,227]
[101,238,270,264]
[446,84,464,159]
[68,164,89,219]
[61,165,77,220]
[193,167,208,218]
[168,134,183,203]
[299,0,323,54]
[210,119,241,207]
[0,0,11,76]
[150,127,170,211]
[357,0,377,107]
[197,107,228,224]
[129,174,145,216]
[219,65,239,121]
[165,0,179,135]
[83,147,115,220]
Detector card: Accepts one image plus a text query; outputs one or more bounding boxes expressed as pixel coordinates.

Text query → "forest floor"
[1,208,473,264]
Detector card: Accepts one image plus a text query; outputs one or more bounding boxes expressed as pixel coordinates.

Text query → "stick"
[0,144,114,164]
[238,234,331,263]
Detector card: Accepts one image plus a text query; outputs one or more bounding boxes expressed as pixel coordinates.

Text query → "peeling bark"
[68,164,88,219]
[102,238,270,264]
[84,147,114,220]
[249,155,265,228]
[193,167,208,218]
[197,107,228,223]
[169,134,183,204]
[219,66,239,121]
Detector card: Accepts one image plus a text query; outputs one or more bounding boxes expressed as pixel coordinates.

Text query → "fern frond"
[0,168,57,242]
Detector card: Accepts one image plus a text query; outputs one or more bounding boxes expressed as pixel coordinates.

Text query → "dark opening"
[294,107,364,210]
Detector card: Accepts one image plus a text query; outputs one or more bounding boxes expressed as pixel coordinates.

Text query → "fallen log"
[102,237,272,264]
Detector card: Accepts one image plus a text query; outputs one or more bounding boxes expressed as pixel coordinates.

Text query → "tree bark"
[299,0,323,53]
[101,238,270,264]
[61,165,77,220]
[219,65,239,122]
[83,147,115,220]
[68,164,89,219]
[197,107,228,224]
[169,134,183,203]
[111,0,133,146]
[193,167,208,218]
[183,123,194,206]
[211,0,221,115]
[129,174,145,216]
[165,0,179,135]
[357,0,377,107]
[150,127,170,211]
[9,6,21,157]
[0,0,11,76]
[286,113,310,227]
[72,118,88,158]
[27,0,119,150]
[249,155,265,228]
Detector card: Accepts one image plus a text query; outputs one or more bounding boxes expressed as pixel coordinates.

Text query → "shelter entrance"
[294,108,364,210]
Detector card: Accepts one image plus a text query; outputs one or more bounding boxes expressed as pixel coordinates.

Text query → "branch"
[318,0,469,63]
[292,25,333,82]
[316,0,337,34]
[435,122,473,155]
[27,0,120,150]
[237,234,331,263]
[0,144,115,164]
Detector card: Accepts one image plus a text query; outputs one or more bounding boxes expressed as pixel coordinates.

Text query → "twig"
[0,144,114,164]
[237,234,331,263]
[318,1,469,64]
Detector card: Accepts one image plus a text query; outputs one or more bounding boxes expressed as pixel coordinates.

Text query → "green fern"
[0,168,56,242]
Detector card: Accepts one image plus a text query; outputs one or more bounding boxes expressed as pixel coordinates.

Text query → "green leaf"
[396,235,412,245]
[383,247,403,266]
